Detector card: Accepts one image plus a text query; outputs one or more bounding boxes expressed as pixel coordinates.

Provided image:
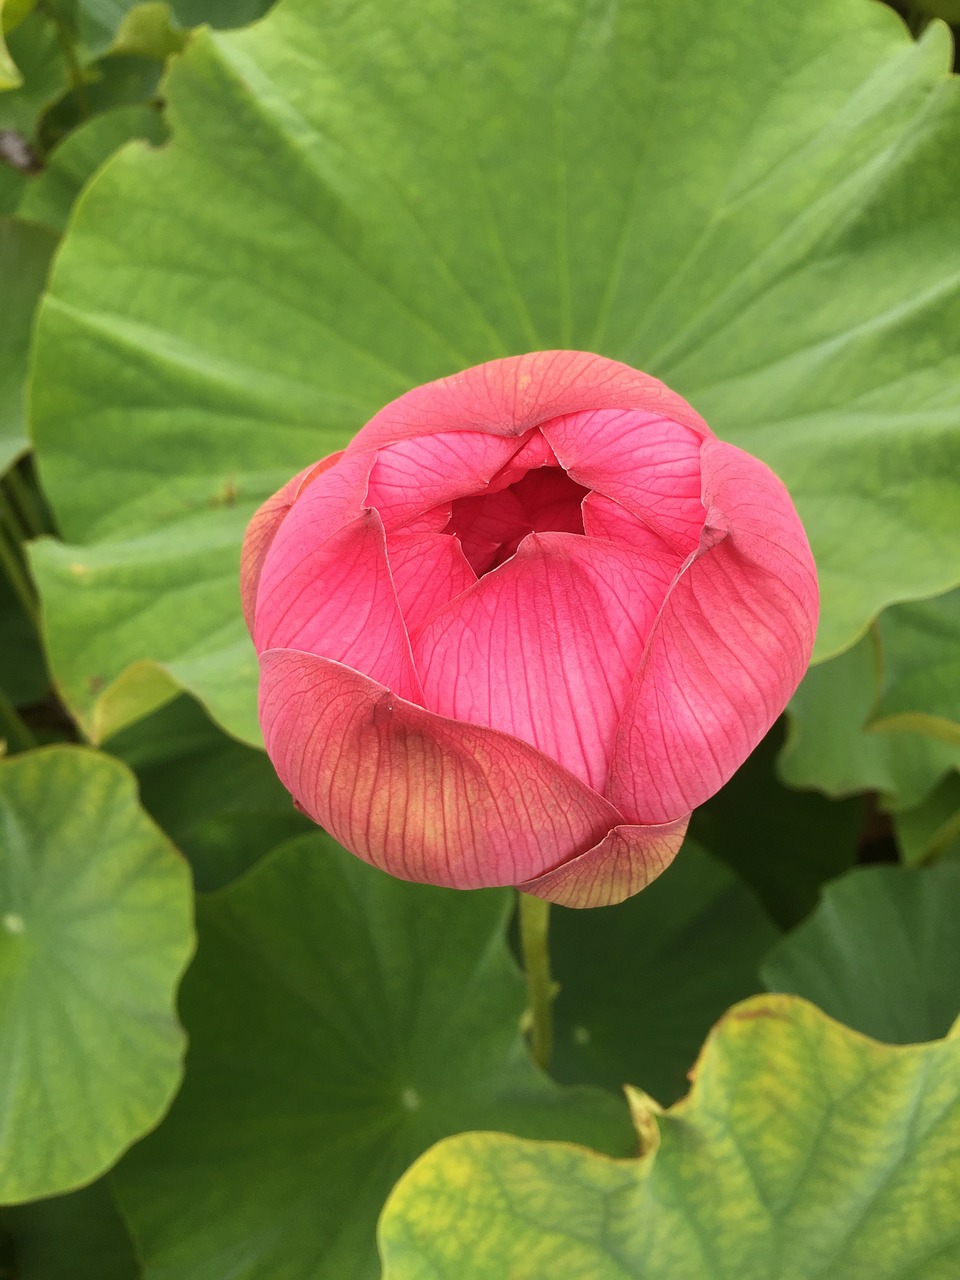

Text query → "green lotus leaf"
[40,52,164,151]
[0,746,194,1203]
[892,770,960,865]
[691,724,862,926]
[913,2,960,24]
[780,631,960,809]
[762,863,960,1043]
[0,10,70,137]
[70,0,273,59]
[105,693,311,890]
[379,995,960,1280]
[0,1178,139,1279]
[550,843,778,1105]
[870,588,960,745]
[18,103,166,232]
[28,0,960,743]
[113,833,631,1280]
[168,0,273,27]
[0,9,22,91]
[0,164,27,215]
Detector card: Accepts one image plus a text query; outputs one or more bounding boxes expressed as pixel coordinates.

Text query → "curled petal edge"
[608,438,819,824]
[517,816,689,909]
[240,453,342,634]
[347,351,712,453]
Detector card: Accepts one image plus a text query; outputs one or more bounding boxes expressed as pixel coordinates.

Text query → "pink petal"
[413,532,676,792]
[581,491,682,562]
[444,468,587,576]
[254,510,423,703]
[259,650,622,888]
[346,352,712,452]
[484,428,559,493]
[253,449,378,619]
[507,468,588,536]
[608,439,819,824]
[543,409,707,555]
[447,487,530,575]
[395,502,453,536]
[518,816,689,908]
[386,529,477,634]
[365,431,523,530]
[239,455,341,634]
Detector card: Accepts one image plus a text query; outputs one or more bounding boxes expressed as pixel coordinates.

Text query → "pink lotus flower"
[242,352,818,908]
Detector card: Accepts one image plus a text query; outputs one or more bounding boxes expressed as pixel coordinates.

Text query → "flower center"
[445,466,588,576]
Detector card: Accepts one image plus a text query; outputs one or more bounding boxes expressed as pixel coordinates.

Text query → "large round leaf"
[781,631,960,808]
[380,996,960,1280]
[0,1178,139,1280]
[761,863,960,1043]
[871,588,960,744]
[113,833,631,1280]
[0,10,69,138]
[28,0,960,743]
[690,723,862,926]
[0,746,194,1203]
[551,843,778,1105]
[893,771,960,865]
[105,693,311,890]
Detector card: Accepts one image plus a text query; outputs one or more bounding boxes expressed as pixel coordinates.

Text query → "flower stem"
[3,464,52,541]
[518,891,553,1071]
[0,511,39,632]
[39,2,92,120]
[0,689,36,755]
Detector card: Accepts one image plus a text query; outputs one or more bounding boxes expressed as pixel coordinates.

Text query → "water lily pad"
[28,0,960,743]
[379,995,960,1280]
[0,746,194,1202]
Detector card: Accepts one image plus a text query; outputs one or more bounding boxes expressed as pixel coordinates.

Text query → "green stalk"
[39,2,92,119]
[3,465,51,541]
[0,690,36,754]
[0,516,39,631]
[518,892,553,1071]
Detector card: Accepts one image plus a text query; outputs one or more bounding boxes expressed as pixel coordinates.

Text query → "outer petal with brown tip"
[259,649,623,891]
[518,816,690,908]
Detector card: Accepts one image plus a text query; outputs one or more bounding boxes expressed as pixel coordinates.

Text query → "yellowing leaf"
[380,995,960,1280]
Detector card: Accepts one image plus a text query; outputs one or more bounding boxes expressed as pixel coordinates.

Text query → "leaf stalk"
[518,891,554,1071]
